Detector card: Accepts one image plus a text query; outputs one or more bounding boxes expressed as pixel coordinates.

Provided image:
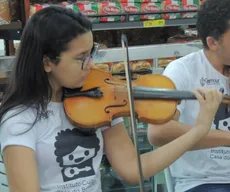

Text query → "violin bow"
[121,33,145,192]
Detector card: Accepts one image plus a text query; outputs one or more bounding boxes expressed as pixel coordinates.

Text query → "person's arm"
[148,59,230,150]
[103,89,222,184]
[148,117,230,150]
[0,109,39,192]
[103,121,210,185]
[3,146,40,192]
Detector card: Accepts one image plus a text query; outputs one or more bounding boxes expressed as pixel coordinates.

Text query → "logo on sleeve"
[200,77,220,87]
[54,129,100,182]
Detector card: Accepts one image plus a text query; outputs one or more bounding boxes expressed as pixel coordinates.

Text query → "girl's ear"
[43,56,52,73]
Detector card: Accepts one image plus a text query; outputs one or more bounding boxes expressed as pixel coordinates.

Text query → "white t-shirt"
[163,50,230,192]
[0,102,123,192]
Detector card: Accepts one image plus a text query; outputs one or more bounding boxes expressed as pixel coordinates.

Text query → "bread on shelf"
[93,63,110,72]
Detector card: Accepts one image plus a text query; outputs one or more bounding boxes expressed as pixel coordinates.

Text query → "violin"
[63,67,230,129]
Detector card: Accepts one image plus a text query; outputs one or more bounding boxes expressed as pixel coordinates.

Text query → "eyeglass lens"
[81,43,99,70]
[81,56,91,70]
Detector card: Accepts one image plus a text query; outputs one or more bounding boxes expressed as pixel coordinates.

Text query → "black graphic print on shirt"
[54,129,100,182]
[214,102,230,131]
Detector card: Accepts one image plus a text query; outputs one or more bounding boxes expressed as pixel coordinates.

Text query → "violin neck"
[134,86,196,100]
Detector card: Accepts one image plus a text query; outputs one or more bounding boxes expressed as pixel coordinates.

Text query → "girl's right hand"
[193,88,222,133]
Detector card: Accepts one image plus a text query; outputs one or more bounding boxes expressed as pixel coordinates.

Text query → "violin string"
[97,88,230,104]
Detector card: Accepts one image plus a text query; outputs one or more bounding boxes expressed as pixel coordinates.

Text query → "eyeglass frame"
[56,42,99,70]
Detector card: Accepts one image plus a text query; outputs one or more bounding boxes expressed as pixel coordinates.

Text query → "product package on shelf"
[76,1,100,23]
[162,0,182,19]
[199,0,205,5]
[117,0,200,20]
[141,2,161,20]
[120,2,141,21]
[116,0,163,3]
[0,0,21,25]
[181,0,200,18]
[158,57,176,68]
[120,2,162,21]
[167,27,200,43]
[0,0,14,25]
[29,1,124,22]
[29,0,202,23]
[99,2,123,22]
[111,59,153,79]
[162,0,199,19]
[94,59,153,79]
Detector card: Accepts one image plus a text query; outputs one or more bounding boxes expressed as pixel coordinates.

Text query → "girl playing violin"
[0,6,223,192]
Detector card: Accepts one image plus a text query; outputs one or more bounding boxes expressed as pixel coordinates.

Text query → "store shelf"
[0,21,22,30]
[0,41,201,84]
[0,18,196,39]
[94,41,202,63]
[0,42,202,77]
[0,22,22,40]
[93,18,197,31]
[0,30,22,40]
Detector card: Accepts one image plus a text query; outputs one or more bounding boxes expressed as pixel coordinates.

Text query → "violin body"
[64,68,179,129]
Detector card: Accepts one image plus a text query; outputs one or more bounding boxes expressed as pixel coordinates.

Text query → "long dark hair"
[0,6,92,123]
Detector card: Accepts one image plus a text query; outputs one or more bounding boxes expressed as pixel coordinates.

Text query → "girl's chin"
[74,80,85,89]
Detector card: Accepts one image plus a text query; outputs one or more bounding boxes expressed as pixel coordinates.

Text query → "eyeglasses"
[56,42,99,70]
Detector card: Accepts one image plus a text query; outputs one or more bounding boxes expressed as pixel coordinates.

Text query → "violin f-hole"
[104,100,128,113]
[104,78,113,85]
